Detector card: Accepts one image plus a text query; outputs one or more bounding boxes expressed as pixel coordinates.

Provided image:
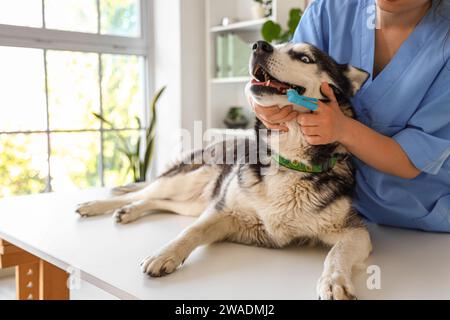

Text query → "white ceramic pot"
[251,3,266,20]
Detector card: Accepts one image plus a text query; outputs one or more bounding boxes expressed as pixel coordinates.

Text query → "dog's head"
[246,41,370,166]
[247,41,369,111]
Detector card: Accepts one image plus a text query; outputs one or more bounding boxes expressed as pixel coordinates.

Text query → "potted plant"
[224,106,249,129]
[93,86,166,183]
[261,8,303,43]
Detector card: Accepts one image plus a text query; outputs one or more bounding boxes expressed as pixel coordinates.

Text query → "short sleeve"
[394,129,450,175]
[393,64,450,175]
[292,0,329,52]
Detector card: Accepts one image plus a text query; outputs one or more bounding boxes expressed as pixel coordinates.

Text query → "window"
[0,0,151,197]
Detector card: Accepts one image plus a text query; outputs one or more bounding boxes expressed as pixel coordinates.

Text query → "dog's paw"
[75,201,105,217]
[140,249,185,277]
[317,272,357,300]
[113,205,139,224]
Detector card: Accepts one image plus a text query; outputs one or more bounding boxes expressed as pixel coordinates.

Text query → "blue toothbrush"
[287,89,319,111]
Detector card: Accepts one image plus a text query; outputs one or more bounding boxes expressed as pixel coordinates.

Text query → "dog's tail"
[111,182,149,196]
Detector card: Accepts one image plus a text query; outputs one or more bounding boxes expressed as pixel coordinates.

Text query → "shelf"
[210,17,269,33]
[211,76,250,84]
[206,1,309,130]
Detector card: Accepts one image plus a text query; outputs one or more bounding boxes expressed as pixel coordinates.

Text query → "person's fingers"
[297,113,319,126]
[321,82,337,101]
[252,104,296,132]
[301,126,321,136]
[305,135,325,145]
[276,111,298,123]
[265,106,295,122]
[257,106,295,124]
[253,104,284,117]
[317,100,328,109]
[315,100,329,115]
[257,113,274,124]
[320,83,339,109]
[255,104,295,118]
[260,118,288,132]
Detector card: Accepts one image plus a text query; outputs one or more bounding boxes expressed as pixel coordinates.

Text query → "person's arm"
[340,118,420,179]
[297,83,420,179]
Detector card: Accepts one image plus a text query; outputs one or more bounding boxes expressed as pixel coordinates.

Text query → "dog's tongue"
[251,79,290,91]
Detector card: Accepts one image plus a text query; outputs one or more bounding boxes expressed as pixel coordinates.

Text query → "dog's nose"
[252,41,273,54]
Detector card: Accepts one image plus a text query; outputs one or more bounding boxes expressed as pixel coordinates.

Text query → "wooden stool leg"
[39,260,70,300]
[15,262,40,300]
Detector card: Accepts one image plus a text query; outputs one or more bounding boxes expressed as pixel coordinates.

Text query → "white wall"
[0,268,14,278]
[151,0,206,175]
[180,0,206,135]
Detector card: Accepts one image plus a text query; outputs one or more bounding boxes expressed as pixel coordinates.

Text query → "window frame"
[0,0,154,192]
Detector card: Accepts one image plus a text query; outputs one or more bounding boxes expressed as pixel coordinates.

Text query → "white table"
[0,188,449,300]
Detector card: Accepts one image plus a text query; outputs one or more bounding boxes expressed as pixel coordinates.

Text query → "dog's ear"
[344,65,370,96]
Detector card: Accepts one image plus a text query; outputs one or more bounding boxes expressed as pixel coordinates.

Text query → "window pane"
[50,132,100,191]
[0,134,48,197]
[0,0,43,28]
[44,0,98,33]
[0,47,47,132]
[103,130,141,187]
[101,54,144,128]
[100,0,140,37]
[47,51,100,130]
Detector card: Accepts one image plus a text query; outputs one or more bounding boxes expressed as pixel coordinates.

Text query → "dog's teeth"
[253,66,261,80]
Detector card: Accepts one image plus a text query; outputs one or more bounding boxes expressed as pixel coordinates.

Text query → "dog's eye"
[301,56,312,64]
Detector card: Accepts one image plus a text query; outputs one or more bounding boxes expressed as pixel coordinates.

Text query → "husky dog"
[76,41,372,300]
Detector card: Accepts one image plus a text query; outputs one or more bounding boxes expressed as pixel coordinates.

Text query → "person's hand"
[251,101,298,132]
[297,82,350,145]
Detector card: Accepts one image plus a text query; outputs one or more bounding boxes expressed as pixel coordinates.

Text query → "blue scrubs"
[293,0,450,232]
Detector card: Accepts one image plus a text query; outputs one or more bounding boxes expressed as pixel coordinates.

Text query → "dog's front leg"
[317,228,372,300]
[140,209,234,277]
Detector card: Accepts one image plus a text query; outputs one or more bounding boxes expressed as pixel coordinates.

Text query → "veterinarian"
[251,0,450,232]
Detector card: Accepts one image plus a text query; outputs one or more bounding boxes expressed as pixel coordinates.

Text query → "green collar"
[272,154,338,173]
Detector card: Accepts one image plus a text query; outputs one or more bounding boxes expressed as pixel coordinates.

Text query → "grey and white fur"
[76,41,372,300]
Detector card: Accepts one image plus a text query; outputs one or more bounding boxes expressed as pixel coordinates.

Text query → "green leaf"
[287,8,303,36]
[278,31,291,43]
[117,147,133,161]
[142,86,166,180]
[117,146,136,178]
[114,132,132,155]
[93,112,132,156]
[135,116,142,129]
[289,8,302,19]
[261,20,282,43]
[92,112,114,128]
[134,118,143,179]
[107,85,167,183]
[135,135,141,159]
[143,136,155,178]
